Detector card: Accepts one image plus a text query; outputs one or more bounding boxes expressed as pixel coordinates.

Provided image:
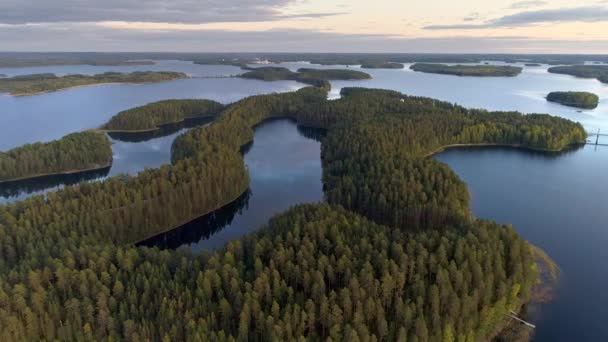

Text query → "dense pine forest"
[102,99,225,132]
[546,91,599,109]
[0,131,112,182]
[410,64,523,77]
[0,71,187,96]
[0,85,586,340]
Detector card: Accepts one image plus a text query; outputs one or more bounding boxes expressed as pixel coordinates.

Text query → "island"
[525,63,542,67]
[0,85,585,341]
[0,131,112,183]
[410,63,523,77]
[547,91,599,109]
[240,66,371,87]
[101,99,225,132]
[0,71,188,96]
[548,65,608,84]
[361,61,405,69]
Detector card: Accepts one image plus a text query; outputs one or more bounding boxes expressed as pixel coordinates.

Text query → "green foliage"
[102,99,225,131]
[361,62,405,69]
[548,65,608,84]
[240,66,370,88]
[0,85,583,340]
[410,63,522,77]
[0,132,112,182]
[0,71,187,95]
[547,91,599,109]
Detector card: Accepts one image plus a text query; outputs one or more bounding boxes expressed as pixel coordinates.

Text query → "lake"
[435,145,608,341]
[1,59,607,341]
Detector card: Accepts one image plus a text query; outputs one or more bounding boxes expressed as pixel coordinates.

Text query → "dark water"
[435,145,608,341]
[139,119,324,252]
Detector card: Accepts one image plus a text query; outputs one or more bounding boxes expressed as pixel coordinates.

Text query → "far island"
[240,66,371,87]
[0,71,188,96]
[410,63,523,77]
[547,91,599,109]
[548,65,608,84]
[360,62,405,69]
[0,131,112,183]
[102,99,225,132]
[525,63,542,67]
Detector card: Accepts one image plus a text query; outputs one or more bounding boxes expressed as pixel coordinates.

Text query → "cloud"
[0,0,343,24]
[1,23,607,54]
[508,1,547,9]
[424,5,608,30]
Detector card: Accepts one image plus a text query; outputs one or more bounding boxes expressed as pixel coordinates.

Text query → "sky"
[1,0,608,53]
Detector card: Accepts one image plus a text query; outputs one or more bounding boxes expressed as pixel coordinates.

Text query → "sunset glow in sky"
[1,0,607,52]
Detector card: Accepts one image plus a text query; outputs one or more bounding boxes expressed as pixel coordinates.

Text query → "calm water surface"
[139,119,324,252]
[436,145,608,341]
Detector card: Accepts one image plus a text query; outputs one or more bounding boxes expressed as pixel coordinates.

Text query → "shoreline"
[0,162,112,184]
[4,76,189,97]
[425,142,583,158]
[132,187,249,245]
[99,115,216,134]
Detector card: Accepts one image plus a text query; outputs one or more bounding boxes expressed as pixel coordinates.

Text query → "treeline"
[102,99,225,131]
[548,65,608,84]
[240,66,370,88]
[547,91,599,109]
[0,131,112,182]
[361,62,405,69]
[410,63,522,77]
[0,71,187,95]
[0,86,584,340]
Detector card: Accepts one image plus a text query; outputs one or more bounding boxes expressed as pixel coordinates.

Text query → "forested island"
[0,85,586,340]
[548,65,608,84]
[0,71,188,96]
[525,63,542,67]
[0,131,112,183]
[361,62,405,69]
[102,99,224,132]
[240,66,371,87]
[410,63,523,77]
[547,91,599,109]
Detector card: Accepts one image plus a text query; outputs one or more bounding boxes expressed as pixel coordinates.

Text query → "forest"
[240,66,370,88]
[546,91,599,109]
[102,99,225,132]
[0,71,187,96]
[361,62,405,69]
[547,65,608,84]
[410,63,523,77]
[0,85,586,340]
[0,131,112,182]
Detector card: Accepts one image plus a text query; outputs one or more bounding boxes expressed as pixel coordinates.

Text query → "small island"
[360,62,405,69]
[0,131,112,183]
[0,71,188,96]
[410,63,523,77]
[240,66,370,87]
[102,99,225,132]
[548,65,608,84]
[547,91,599,109]
[525,63,542,67]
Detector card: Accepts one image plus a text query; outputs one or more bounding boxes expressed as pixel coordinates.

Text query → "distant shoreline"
[5,76,189,97]
[0,162,112,184]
